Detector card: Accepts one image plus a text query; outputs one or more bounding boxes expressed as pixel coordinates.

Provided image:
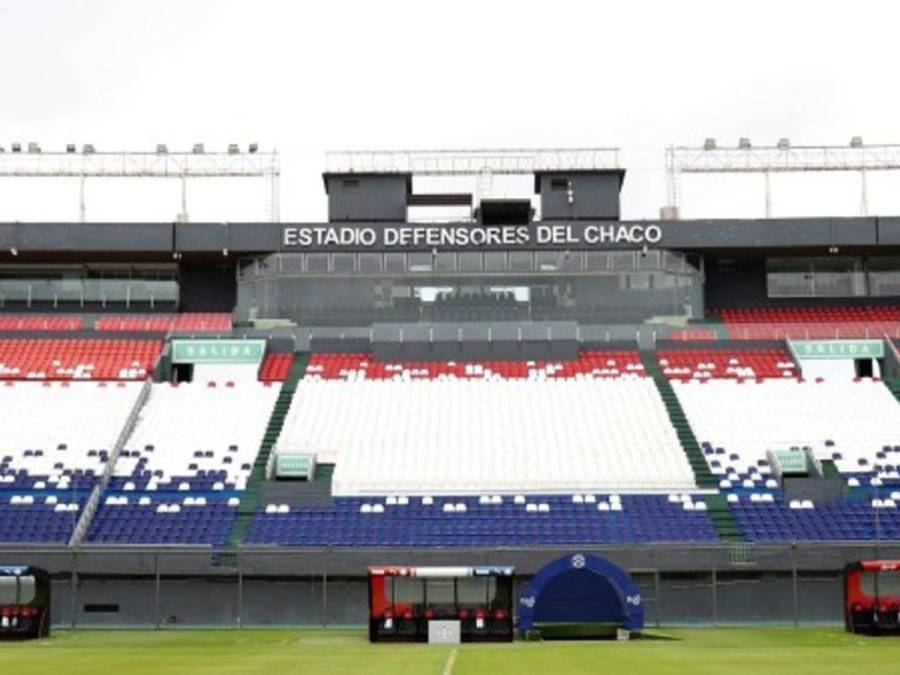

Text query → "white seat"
[283,376,696,496]
[674,379,900,487]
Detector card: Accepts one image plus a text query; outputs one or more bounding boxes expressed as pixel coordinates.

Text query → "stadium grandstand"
[2,143,900,633]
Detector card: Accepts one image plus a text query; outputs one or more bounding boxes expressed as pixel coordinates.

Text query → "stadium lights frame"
[666,139,900,218]
[325,148,621,176]
[0,145,280,223]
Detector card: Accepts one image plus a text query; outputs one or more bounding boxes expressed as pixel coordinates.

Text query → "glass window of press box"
[235,250,702,326]
[0,265,179,307]
[767,256,900,298]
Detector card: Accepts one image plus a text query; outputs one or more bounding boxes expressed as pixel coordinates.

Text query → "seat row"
[303,351,646,381]
[279,376,695,494]
[675,378,900,481]
[658,349,796,381]
[94,313,232,333]
[0,339,161,380]
[715,306,900,339]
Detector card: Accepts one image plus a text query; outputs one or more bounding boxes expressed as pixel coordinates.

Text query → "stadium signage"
[789,339,884,360]
[772,450,809,476]
[281,223,663,250]
[171,339,266,364]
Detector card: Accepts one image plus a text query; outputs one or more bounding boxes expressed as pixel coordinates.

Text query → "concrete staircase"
[224,353,309,549]
[640,352,744,542]
[885,378,900,405]
[703,493,743,542]
[640,352,716,488]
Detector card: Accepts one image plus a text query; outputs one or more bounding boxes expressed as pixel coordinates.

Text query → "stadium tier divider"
[68,379,153,546]
[224,352,309,550]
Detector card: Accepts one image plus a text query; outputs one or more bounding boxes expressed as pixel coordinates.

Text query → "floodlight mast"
[665,140,900,218]
[0,145,280,222]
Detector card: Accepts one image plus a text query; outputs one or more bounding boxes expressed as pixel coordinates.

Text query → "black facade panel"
[662,217,877,249]
[11,222,172,251]
[0,217,892,256]
[537,171,623,220]
[175,222,284,253]
[226,222,285,252]
[704,256,768,309]
[176,223,228,252]
[877,217,900,245]
[179,259,237,312]
[325,173,409,222]
[0,223,16,249]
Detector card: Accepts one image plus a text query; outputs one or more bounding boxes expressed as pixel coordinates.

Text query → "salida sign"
[282,223,663,250]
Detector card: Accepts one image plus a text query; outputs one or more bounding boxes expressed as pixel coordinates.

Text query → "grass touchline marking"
[442,647,458,675]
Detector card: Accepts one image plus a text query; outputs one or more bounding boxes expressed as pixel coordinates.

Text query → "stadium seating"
[87,495,239,546]
[109,380,280,491]
[730,493,900,542]
[94,313,232,333]
[657,349,797,381]
[0,315,82,331]
[0,339,161,380]
[303,351,646,380]
[0,496,84,543]
[245,494,718,546]
[279,352,697,494]
[667,328,718,341]
[259,353,293,382]
[0,382,144,491]
[716,307,900,339]
[674,379,900,483]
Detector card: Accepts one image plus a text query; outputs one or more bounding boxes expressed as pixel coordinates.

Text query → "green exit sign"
[790,339,884,360]
[171,339,266,364]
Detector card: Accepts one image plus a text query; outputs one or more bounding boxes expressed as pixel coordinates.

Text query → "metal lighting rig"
[0,143,280,222]
[665,137,900,218]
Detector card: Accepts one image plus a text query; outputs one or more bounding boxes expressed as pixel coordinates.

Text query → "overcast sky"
[1,0,899,223]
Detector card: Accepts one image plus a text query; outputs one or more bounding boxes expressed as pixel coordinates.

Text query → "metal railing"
[68,380,153,546]
[326,148,621,175]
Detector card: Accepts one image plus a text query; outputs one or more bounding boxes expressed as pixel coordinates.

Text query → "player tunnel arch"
[518,553,644,635]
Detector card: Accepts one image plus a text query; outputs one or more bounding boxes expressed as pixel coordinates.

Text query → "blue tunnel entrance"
[518,553,644,638]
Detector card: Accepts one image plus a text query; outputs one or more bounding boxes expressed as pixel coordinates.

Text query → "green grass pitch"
[0,627,895,675]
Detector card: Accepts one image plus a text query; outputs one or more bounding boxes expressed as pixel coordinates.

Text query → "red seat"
[304,350,646,380]
[259,353,293,382]
[0,338,162,380]
[94,313,232,333]
[715,306,900,339]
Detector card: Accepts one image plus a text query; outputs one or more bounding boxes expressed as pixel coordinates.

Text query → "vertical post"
[792,545,799,628]
[180,174,188,223]
[861,169,869,217]
[237,551,243,630]
[711,567,718,627]
[269,152,281,223]
[154,553,161,630]
[79,175,86,223]
[69,549,78,630]
[764,171,772,218]
[654,568,661,629]
[875,483,882,559]
[665,146,679,211]
[322,556,329,628]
